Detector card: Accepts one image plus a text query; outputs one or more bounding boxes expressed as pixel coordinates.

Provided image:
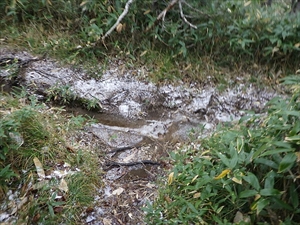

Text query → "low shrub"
[145,76,300,224]
[1,0,300,70]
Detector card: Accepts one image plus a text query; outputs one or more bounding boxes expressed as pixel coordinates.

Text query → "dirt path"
[0,47,279,224]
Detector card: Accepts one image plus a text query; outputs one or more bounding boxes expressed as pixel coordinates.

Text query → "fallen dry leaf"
[66,145,75,153]
[116,23,123,33]
[214,169,231,180]
[168,172,174,185]
[86,207,94,213]
[164,195,172,203]
[32,213,40,223]
[295,152,300,162]
[193,192,201,198]
[54,206,64,213]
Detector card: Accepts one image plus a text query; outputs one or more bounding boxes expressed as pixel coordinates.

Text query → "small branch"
[179,0,197,29]
[101,0,135,43]
[182,0,211,18]
[145,0,179,32]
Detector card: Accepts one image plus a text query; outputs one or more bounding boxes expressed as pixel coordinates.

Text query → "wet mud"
[0,47,280,224]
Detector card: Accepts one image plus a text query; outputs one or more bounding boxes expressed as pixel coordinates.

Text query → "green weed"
[46,84,101,111]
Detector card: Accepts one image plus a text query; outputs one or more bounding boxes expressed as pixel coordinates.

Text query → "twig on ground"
[182,0,211,18]
[178,0,197,29]
[145,0,179,32]
[103,159,160,171]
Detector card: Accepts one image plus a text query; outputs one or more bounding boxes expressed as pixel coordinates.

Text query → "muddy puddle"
[0,47,280,224]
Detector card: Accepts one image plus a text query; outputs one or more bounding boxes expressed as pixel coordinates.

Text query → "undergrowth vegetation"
[0,0,299,83]
[144,76,300,224]
[1,0,300,224]
[0,88,100,224]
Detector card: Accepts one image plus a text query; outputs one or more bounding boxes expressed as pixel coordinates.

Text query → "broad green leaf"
[272,197,294,211]
[289,183,299,209]
[239,189,258,198]
[185,201,198,214]
[229,144,238,168]
[243,172,260,190]
[0,164,16,180]
[252,142,269,160]
[260,188,281,196]
[236,137,244,153]
[216,152,231,168]
[278,153,297,173]
[254,158,278,169]
[48,204,55,217]
[272,141,293,149]
[278,110,300,117]
[264,171,276,189]
[239,114,254,123]
[285,135,300,142]
[289,120,300,136]
[280,75,300,85]
[260,148,295,157]
[255,198,269,215]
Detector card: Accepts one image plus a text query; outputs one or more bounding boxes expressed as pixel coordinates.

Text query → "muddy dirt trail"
[0,47,279,224]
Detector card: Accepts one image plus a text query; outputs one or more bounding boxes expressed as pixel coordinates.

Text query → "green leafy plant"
[47,84,77,104]
[0,164,16,187]
[46,84,101,110]
[145,76,300,224]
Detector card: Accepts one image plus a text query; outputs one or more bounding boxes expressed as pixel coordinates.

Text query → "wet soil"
[0,47,280,224]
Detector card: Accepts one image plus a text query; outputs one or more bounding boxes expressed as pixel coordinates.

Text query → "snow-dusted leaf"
[123,153,135,163]
[233,211,244,223]
[9,132,24,148]
[63,162,71,168]
[232,177,242,184]
[103,218,112,225]
[10,196,28,215]
[32,180,49,190]
[58,178,68,193]
[33,157,45,179]
[146,183,156,188]
[112,187,124,196]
